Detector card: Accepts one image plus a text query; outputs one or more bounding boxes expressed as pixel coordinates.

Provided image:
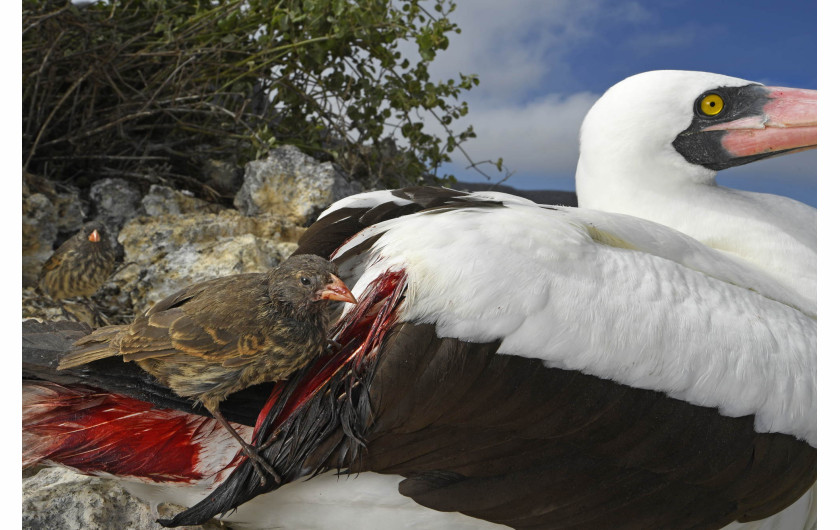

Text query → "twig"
[25,64,96,170]
[39,110,157,148]
[22,4,71,36]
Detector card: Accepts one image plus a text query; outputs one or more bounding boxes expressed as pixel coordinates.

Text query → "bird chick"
[57,254,357,485]
[40,221,115,299]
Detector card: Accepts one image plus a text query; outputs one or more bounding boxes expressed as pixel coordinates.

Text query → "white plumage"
[333,198,815,445]
[576,70,816,304]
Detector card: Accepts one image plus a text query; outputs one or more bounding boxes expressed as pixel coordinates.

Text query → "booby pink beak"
[703,87,816,159]
[317,274,358,304]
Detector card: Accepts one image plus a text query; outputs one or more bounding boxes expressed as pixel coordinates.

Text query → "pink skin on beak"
[88,229,101,243]
[317,274,358,304]
[702,87,816,159]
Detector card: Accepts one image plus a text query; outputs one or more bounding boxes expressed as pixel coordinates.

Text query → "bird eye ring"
[300,276,311,286]
[697,93,724,117]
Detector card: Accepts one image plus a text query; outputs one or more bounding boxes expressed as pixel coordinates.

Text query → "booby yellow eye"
[698,93,724,116]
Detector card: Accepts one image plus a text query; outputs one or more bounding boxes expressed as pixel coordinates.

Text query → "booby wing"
[161,188,814,529]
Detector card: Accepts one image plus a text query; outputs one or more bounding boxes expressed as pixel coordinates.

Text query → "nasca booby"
[23,71,817,530]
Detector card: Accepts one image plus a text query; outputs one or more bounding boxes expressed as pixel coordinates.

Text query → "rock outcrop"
[23,467,220,530]
[235,145,362,224]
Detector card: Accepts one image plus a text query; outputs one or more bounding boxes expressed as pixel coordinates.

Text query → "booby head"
[575,71,816,305]
[576,70,816,195]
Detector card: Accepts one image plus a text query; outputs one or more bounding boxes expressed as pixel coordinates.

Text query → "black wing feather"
[161,322,815,529]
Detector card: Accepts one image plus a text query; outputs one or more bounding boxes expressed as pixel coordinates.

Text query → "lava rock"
[22,467,220,530]
[202,158,243,196]
[235,145,362,224]
[141,185,225,217]
[22,193,58,288]
[89,178,143,233]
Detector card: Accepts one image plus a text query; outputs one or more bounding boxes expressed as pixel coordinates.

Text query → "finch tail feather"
[57,325,125,369]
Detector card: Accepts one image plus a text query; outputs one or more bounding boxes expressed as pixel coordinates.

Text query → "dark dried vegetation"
[23,0,478,202]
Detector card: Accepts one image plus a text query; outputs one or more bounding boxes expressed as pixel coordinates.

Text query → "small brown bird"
[57,254,357,484]
[40,221,116,299]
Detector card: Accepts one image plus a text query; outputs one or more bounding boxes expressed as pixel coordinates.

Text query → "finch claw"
[242,443,282,485]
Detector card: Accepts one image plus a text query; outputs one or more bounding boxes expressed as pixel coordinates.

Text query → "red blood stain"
[24,383,230,483]
[256,269,407,440]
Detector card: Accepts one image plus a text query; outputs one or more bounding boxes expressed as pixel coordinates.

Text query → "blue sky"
[428,0,817,206]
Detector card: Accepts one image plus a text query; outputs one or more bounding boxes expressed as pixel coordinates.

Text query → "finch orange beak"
[317,274,357,304]
[88,229,101,243]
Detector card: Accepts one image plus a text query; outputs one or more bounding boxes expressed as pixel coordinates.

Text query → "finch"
[40,221,116,299]
[57,254,357,484]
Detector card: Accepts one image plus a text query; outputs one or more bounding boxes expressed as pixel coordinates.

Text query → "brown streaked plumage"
[57,254,357,485]
[40,221,116,299]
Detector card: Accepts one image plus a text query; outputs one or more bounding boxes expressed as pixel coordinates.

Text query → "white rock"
[235,145,362,224]
[22,467,219,530]
[141,185,223,217]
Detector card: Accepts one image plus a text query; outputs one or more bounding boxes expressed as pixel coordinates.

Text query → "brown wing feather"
[117,311,236,362]
[122,273,269,364]
[60,273,273,370]
[40,252,64,273]
[118,315,182,360]
[146,310,182,329]
[145,274,262,316]
[221,333,269,367]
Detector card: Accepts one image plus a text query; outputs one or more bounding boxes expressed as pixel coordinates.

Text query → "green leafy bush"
[23,0,480,198]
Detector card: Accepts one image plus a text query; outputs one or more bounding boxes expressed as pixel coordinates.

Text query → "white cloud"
[401,1,621,102]
[426,91,600,177]
[401,2,613,178]
[401,0,694,182]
